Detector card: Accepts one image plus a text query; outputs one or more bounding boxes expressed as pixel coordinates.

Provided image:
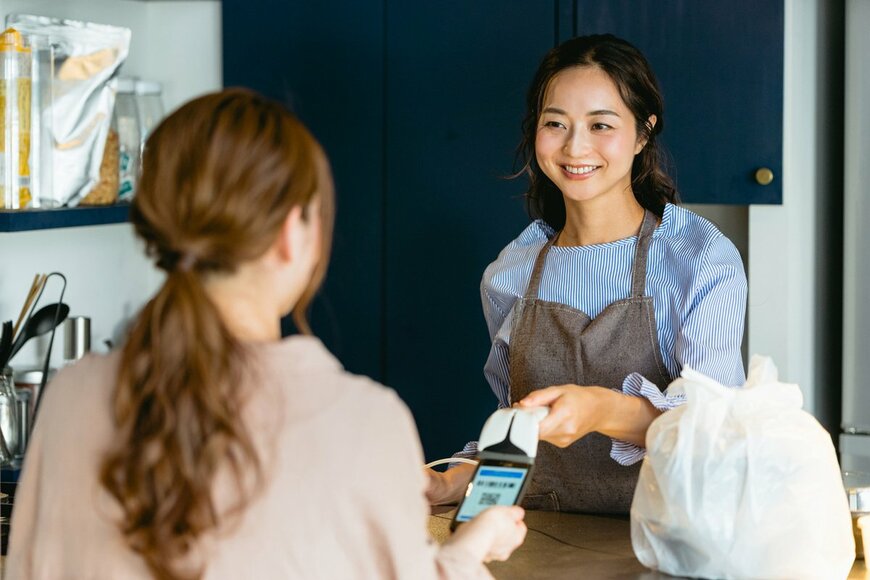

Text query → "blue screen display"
[454,465,529,522]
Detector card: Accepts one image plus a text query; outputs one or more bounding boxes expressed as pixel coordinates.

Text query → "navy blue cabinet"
[223,0,386,381]
[384,3,553,460]
[223,1,783,459]
[573,0,784,204]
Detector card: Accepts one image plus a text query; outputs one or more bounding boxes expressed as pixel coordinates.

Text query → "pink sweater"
[6,336,490,579]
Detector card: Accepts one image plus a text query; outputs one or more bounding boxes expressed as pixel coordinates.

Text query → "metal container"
[14,387,30,457]
[13,368,43,420]
[0,367,18,464]
[63,316,90,362]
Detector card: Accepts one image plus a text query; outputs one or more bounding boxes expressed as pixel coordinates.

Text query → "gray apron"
[509,210,670,514]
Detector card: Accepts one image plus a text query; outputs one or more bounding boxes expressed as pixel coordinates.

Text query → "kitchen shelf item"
[32,272,66,421]
[13,368,45,434]
[0,322,11,371]
[0,203,130,232]
[845,471,870,558]
[134,80,164,146]
[13,388,29,458]
[0,368,18,465]
[115,78,140,201]
[0,27,32,210]
[7,302,69,362]
[63,316,90,362]
[12,274,44,338]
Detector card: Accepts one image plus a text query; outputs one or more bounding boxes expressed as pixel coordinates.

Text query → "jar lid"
[849,486,870,512]
[135,80,162,96]
[117,76,137,93]
[13,368,43,385]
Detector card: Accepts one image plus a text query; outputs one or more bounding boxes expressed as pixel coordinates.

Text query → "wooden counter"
[429,509,869,579]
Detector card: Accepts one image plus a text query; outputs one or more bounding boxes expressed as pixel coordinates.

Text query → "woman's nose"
[562,129,589,157]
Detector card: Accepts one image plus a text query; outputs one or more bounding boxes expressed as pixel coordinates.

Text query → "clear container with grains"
[114,77,140,201]
[0,27,32,209]
[134,80,164,147]
[844,470,870,558]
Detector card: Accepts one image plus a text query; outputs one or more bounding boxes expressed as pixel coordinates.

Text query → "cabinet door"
[222,0,385,379]
[385,2,553,459]
[575,0,784,204]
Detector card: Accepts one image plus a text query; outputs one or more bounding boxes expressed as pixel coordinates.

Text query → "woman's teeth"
[564,165,597,175]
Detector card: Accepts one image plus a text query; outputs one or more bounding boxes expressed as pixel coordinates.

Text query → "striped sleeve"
[609,234,746,465]
[610,373,687,465]
[454,286,514,458]
[480,285,512,408]
[674,234,747,386]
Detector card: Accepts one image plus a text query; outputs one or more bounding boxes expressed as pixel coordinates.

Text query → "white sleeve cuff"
[610,373,686,466]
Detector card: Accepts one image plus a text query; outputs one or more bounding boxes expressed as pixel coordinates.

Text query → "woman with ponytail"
[428,35,747,515]
[8,89,525,579]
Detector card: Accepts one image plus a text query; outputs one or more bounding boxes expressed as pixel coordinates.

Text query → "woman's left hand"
[516,385,607,447]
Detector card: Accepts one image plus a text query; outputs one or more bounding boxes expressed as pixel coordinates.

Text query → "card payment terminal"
[450,407,548,530]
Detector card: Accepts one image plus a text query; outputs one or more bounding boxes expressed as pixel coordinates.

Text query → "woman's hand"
[517,385,607,447]
[518,385,663,448]
[448,505,527,562]
[424,463,475,505]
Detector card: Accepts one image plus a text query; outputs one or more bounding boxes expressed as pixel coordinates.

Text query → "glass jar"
[0,27,32,209]
[0,367,18,465]
[114,77,140,201]
[134,80,164,147]
[13,368,42,420]
[844,470,870,558]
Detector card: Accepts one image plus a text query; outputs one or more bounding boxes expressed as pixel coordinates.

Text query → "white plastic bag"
[631,355,854,579]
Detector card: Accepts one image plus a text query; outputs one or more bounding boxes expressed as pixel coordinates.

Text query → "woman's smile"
[535,65,645,205]
[561,164,601,178]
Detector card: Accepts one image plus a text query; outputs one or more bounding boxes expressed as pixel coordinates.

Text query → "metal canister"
[12,368,43,422]
[0,367,18,464]
[14,388,30,457]
[63,316,91,362]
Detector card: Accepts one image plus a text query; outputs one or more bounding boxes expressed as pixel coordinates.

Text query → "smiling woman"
[427,34,747,516]
[534,66,651,244]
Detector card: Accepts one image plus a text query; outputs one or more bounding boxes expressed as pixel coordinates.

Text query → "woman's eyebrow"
[541,107,621,118]
[587,109,620,117]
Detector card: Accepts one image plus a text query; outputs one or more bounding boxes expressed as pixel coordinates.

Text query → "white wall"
[0,0,222,370]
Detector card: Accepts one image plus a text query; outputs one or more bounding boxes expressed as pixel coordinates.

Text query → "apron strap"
[523,236,557,300]
[630,210,657,298]
[525,209,657,301]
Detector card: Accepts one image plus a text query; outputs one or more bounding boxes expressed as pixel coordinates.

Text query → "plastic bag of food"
[6,14,130,207]
[631,355,854,579]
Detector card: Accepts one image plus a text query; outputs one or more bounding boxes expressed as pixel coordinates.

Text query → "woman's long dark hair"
[100,89,334,580]
[515,34,678,230]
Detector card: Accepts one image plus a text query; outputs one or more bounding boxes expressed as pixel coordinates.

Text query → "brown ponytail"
[100,89,333,580]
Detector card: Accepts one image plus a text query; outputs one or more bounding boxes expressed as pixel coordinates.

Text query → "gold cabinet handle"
[755,167,774,186]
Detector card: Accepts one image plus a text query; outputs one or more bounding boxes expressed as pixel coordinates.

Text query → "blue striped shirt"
[465,204,746,465]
